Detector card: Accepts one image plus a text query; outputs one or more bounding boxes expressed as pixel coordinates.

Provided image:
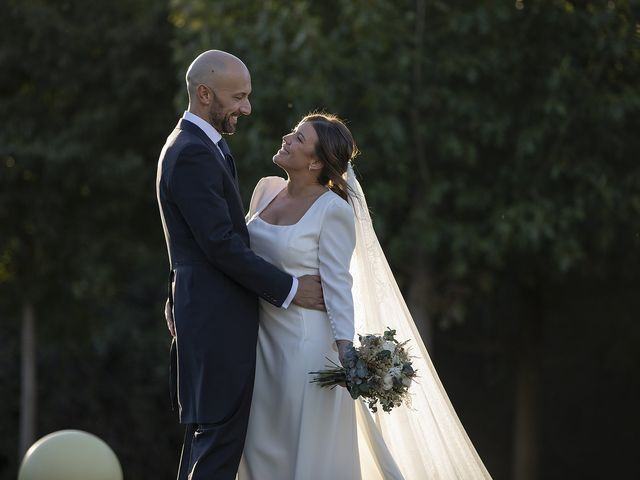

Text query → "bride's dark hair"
[300,112,359,202]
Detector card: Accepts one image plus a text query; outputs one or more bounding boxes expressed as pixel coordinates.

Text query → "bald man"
[156,50,324,480]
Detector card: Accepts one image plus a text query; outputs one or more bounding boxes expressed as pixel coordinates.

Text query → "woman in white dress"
[238,113,492,480]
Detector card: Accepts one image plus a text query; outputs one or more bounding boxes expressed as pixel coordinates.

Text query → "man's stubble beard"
[209,93,236,135]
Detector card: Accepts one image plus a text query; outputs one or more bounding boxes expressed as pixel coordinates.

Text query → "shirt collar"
[182,111,222,146]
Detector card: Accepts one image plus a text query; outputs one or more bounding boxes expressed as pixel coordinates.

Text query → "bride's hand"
[336,340,354,367]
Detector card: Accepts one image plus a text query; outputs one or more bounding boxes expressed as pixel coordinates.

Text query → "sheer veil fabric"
[345,163,492,479]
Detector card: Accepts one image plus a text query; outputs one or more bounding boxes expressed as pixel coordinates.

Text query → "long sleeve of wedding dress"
[317,198,356,342]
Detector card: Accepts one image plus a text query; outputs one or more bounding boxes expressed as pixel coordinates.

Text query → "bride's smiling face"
[273,122,320,172]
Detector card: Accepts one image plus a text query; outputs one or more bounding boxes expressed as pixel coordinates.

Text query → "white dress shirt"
[181,111,298,308]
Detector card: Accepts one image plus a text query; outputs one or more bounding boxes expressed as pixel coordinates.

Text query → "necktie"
[217,138,236,177]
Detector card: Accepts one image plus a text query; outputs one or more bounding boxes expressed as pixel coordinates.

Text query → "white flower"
[383,374,394,390]
[389,366,402,379]
[382,341,396,353]
[402,376,413,387]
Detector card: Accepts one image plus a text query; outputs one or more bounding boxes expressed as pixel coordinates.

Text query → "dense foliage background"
[2,1,639,479]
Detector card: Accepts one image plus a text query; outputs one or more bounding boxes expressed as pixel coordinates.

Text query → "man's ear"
[197,84,212,105]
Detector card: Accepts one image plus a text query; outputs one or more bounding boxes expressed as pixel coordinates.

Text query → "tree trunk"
[512,300,541,480]
[407,254,435,352]
[406,0,435,352]
[19,301,37,459]
[412,0,429,188]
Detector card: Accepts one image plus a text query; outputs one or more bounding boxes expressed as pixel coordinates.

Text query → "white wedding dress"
[238,174,492,480]
[238,176,361,480]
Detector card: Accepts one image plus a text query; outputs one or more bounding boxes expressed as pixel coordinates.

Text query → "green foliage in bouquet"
[310,329,417,413]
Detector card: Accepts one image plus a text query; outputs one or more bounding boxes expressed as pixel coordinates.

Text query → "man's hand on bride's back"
[293,275,325,311]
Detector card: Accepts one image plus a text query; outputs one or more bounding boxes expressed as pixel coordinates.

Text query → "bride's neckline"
[257,188,332,227]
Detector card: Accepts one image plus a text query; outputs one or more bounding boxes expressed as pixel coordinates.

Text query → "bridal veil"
[345,163,492,479]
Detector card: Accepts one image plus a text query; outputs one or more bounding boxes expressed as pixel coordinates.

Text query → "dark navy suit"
[156,118,293,479]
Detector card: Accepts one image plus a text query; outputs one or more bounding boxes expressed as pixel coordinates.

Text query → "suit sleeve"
[318,198,357,342]
[170,145,293,306]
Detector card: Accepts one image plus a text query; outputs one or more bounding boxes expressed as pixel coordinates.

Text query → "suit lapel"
[178,119,243,205]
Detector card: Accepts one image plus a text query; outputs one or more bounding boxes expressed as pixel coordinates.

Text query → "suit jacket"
[156,118,293,424]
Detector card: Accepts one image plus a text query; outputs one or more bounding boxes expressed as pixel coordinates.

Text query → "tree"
[169,1,640,479]
[0,0,179,476]
[400,3,640,478]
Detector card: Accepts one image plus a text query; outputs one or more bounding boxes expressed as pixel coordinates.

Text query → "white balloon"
[19,430,123,480]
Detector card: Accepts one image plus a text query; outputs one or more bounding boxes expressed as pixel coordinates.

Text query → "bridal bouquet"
[310,328,417,413]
